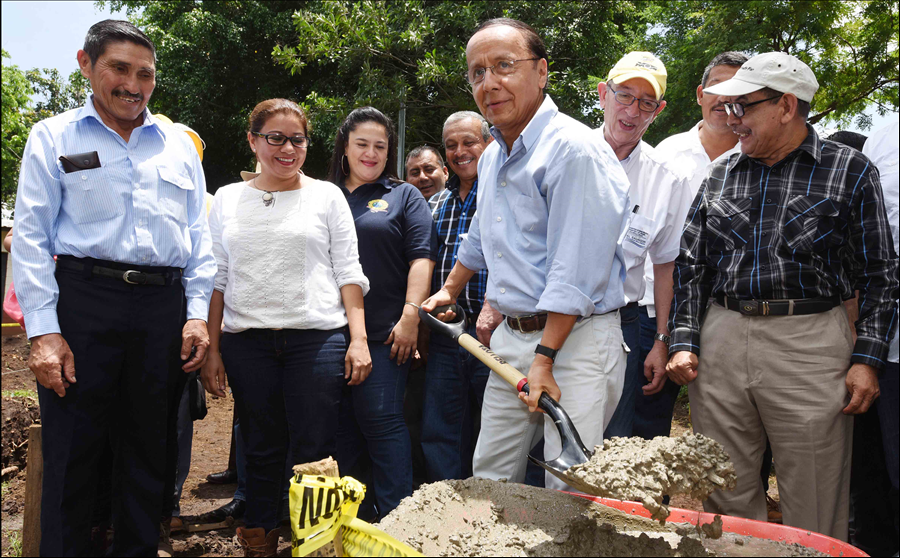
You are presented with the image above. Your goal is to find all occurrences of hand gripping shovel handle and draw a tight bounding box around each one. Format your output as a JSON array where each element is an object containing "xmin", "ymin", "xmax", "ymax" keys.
[{"xmin": 419, "ymin": 305, "xmax": 575, "ymax": 419}]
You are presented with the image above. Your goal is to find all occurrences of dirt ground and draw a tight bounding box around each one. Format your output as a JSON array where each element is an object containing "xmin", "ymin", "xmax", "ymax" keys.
[{"xmin": 0, "ymin": 332, "xmax": 781, "ymax": 557}]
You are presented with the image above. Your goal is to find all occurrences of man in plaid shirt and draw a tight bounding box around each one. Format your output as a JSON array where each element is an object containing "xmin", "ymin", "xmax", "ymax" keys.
[
  {"xmin": 421, "ymin": 111, "xmax": 502, "ymax": 481},
  {"xmin": 666, "ymin": 52, "xmax": 898, "ymax": 540}
]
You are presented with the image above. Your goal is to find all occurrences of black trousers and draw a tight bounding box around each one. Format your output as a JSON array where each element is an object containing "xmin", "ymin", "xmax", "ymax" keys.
[{"xmin": 38, "ymin": 262, "xmax": 186, "ymax": 557}]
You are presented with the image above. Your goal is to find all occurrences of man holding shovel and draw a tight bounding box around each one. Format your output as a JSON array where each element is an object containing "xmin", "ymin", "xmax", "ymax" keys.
[{"xmin": 422, "ymin": 18, "xmax": 631, "ymax": 490}]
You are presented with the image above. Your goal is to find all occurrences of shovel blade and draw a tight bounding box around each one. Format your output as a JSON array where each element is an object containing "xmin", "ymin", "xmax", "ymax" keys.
[{"xmin": 527, "ymin": 392, "xmax": 594, "ymax": 484}]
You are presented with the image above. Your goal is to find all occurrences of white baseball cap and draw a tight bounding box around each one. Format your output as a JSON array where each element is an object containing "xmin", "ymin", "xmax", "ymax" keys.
[{"xmin": 702, "ymin": 52, "xmax": 819, "ymax": 102}]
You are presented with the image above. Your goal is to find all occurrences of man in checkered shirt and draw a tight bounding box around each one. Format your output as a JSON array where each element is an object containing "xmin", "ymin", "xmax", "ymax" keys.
[{"xmin": 666, "ymin": 52, "xmax": 899, "ymax": 541}]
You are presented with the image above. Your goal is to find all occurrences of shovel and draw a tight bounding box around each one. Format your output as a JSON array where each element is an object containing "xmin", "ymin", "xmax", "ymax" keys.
[{"xmin": 418, "ymin": 304, "xmax": 594, "ymax": 488}]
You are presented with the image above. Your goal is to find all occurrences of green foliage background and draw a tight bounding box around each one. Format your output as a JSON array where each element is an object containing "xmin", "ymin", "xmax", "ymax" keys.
[{"xmin": 3, "ymin": 0, "xmax": 898, "ymax": 203}]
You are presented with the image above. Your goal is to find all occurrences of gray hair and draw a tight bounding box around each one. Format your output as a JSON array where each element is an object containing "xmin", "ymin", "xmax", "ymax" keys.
[
  {"xmin": 701, "ymin": 51, "xmax": 749, "ymax": 88},
  {"xmin": 442, "ymin": 111, "xmax": 491, "ymax": 145}
]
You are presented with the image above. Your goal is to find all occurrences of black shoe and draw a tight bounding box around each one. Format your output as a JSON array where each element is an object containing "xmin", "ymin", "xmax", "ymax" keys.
[
  {"xmin": 191, "ymin": 499, "xmax": 246, "ymax": 525},
  {"xmin": 205, "ymin": 469, "xmax": 238, "ymax": 485}
]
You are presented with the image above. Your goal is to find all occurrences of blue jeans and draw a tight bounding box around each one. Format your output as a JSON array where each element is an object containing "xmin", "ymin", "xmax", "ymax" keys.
[
  {"xmin": 222, "ymin": 327, "xmax": 348, "ymax": 531},
  {"xmin": 604, "ymin": 303, "xmax": 640, "ymax": 438},
  {"xmin": 337, "ymin": 342, "xmax": 412, "ymax": 520},
  {"xmin": 421, "ymin": 324, "xmax": 491, "ymax": 482},
  {"xmin": 633, "ymin": 306, "xmax": 682, "ymax": 439}
]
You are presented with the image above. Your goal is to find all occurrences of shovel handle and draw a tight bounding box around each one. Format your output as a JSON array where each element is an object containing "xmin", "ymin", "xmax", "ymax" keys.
[{"xmin": 458, "ymin": 333, "xmax": 529, "ymax": 392}]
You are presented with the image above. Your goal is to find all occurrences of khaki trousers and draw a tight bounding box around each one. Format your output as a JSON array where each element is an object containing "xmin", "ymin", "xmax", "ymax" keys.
[
  {"xmin": 473, "ymin": 312, "xmax": 627, "ymax": 490},
  {"xmin": 690, "ymin": 303, "xmax": 853, "ymax": 540}
]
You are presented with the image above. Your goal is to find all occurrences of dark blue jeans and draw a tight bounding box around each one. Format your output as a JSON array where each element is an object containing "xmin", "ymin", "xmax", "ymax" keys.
[
  {"xmin": 337, "ymin": 342, "xmax": 412, "ymax": 520},
  {"xmin": 604, "ymin": 302, "xmax": 641, "ymax": 438},
  {"xmin": 633, "ymin": 306, "xmax": 682, "ymax": 439},
  {"xmin": 222, "ymin": 327, "xmax": 348, "ymax": 531},
  {"xmin": 421, "ymin": 324, "xmax": 491, "ymax": 482}
]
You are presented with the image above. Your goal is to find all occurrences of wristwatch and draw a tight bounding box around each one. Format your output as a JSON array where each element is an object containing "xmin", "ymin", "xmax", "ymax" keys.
[
  {"xmin": 534, "ymin": 344, "xmax": 560, "ymax": 362},
  {"xmin": 654, "ymin": 333, "xmax": 671, "ymax": 346}
]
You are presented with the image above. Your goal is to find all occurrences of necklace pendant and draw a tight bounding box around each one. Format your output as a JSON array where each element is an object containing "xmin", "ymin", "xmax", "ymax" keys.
[{"xmin": 262, "ymin": 192, "xmax": 274, "ymax": 207}]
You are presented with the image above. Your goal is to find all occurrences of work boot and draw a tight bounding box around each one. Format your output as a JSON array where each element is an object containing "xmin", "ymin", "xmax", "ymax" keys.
[
  {"xmin": 236, "ymin": 526, "xmax": 279, "ymax": 557},
  {"xmin": 158, "ymin": 518, "xmax": 174, "ymax": 557},
  {"xmin": 206, "ymin": 468, "xmax": 238, "ymax": 484}
]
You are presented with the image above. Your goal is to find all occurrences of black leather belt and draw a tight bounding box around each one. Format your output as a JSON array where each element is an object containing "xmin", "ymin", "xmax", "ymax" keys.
[
  {"xmin": 505, "ymin": 313, "xmax": 548, "ymax": 333},
  {"xmin": 715, "ymin": 295, "xmax": 841, "ymax": 317},
  {"xmin": 56, "ymin": 256, "xmax": 182, "ymax": 286}
]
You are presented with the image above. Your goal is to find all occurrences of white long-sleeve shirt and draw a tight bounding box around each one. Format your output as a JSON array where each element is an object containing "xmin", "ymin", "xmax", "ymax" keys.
[{"xmin": 209, "ymin": 178, "xmax": 369, "ymax": 333}]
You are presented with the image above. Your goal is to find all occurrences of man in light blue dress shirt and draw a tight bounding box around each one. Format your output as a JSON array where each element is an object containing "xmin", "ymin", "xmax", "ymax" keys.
[
  {"xmin": 423, "ymin": 18, "xmax": 630, "ymax": 490},
  {"xmin": 11, "ymin": 20, "xmax": 215, "ymax": 556}
]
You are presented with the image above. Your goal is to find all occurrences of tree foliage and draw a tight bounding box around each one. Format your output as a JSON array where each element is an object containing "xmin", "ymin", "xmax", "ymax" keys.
[
  {"xmin": 273, "ymin": 0, "xmax": 646, "ymax": 174},
  {"xmin": 641, "ymin": 0, "xmax": 899, "ymax": 145},
  {"xmin": 2, "ymin": 50, "xmax": 33, "ymax": 211}
]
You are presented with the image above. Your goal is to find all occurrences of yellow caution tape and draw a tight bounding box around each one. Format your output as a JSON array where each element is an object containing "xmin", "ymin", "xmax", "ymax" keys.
[{"xmin": 290, "ymin": 474, "xmax": 422, "ymax": 557}]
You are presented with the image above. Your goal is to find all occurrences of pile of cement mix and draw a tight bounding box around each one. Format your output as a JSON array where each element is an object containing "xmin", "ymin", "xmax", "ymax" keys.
[
  {"xmin": 564, "ymin": 434, "xmax": 737, "ymax": 522},
  {"xmin": 379, "ymin": 478, "xmax": 826, "ymax": 557}
]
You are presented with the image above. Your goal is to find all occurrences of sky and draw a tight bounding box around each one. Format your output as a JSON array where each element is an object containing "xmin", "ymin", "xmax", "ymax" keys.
[{"xmin": 2, "ymin": 0, "xmax": 897, "ymax": 136}]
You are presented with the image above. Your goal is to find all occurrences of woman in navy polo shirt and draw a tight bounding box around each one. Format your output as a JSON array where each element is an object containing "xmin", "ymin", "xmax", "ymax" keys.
[{"xmin": 328, "ymin": 107, "xmax": 436, "ymax": 519}]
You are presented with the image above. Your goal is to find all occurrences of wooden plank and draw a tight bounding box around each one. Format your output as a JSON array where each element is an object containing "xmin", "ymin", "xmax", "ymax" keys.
[
  {"xmin": 293, "ymin": 457, "xmax": 343, "ymax": 557},
  {"xmin": 22, "ymin": 424, "xmax": 42, "ymax": 557}
]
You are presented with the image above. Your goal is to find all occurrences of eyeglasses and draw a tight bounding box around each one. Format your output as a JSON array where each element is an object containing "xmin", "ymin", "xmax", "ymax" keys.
[
  {"xmin": 465, "ymin": 58, "xmax": 540, "ymax": 85},
  {"xmin": 607, "ymin": 85, "xmax": 661, "ymax": 113},
  {"xmin": 723, "ymin": 94, "xmax": 783, "ymax": 118},
  {"xmin": 251, "ymin": 132, "xmax": 311, "ymax": 148}
]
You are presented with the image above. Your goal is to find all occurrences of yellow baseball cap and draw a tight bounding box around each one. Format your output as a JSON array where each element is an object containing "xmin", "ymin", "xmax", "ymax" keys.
[{"xmin": 606, "ymin": 51, "xmax": 668, "ymax": 100}]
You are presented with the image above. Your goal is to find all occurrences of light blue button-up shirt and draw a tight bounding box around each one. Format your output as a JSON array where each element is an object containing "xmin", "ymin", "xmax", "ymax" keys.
[
  {"xmin": 12, "ymin": 96, "xmax": 216, "ymax": 337},
  {"xmin": 457, "ymin": 96, "xmax": 631, "ymax": 317}
]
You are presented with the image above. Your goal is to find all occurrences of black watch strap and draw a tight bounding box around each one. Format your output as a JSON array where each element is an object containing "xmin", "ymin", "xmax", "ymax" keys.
[{"xmin": 534, "ymin": 344, "xmax": 559, "ymax": 362}]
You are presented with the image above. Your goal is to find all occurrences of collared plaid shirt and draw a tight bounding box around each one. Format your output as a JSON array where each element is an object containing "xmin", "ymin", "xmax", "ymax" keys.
[
  {"xmin": 670, "ymin": 126, "xmax": 899, "ymax": 369},
  {"xmin": 430, "ymin": 175, "xmax": 488, "ymax": 319}
]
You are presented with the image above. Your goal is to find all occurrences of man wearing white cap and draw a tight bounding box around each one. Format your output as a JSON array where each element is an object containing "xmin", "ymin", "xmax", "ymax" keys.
[
  {"xmin": 594, "ymin": 52, "xmax": 694, "ymax": 440},
  {"xmin": 666, "ymin": 52, "xmax": 899, "ymax": 540}
]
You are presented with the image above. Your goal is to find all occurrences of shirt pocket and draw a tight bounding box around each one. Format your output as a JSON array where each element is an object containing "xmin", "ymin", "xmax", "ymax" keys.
[
  {"xmin": 783, "ymin": 195, "xmax": 842, "ymax": 253},
  {"xmin": 157, "ymin": 166, "xmax": 195, "ymax": 225},
  {"xmin": 59, "ymin": 166, "xmax": 123, "ymax": 224},
  {"xmin": 512, "ymin": 194, "xmax": 548, "ymax": 237},
  {"xmin": 618, "ymin": 213, "xmax": 656, "ymax": 269},
  {"xmin": 706, "ymin": 197, "xmax": 753, "ymax": 252}
]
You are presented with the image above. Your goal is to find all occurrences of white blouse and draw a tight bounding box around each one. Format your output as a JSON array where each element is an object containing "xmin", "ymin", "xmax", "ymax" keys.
[{"xmin": 209, "ymin": 177, "xmax": 369, "ymax": 333}]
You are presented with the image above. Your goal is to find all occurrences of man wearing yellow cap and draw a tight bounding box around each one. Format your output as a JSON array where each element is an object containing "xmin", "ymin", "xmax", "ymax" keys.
[{"xmin": 596, "ymin": 53, "xmax": 693, "ymax": 441}]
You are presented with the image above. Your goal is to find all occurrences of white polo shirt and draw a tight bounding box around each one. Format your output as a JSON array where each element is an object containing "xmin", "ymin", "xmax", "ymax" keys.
[
  {"xmin": 862, "ymin": 119, "xmax": 899, "ymax": 364},
  {"xmin": 655, "ymin": 120, "xmax": 742, "ymax": 197},
  {"xmin": 597, "ymin": 128, "xmax": 693, "ymax": 312}
]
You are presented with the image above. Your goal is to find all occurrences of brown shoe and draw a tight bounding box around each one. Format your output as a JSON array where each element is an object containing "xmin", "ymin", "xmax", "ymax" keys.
[
  {"xmin": 158, "ymin": 518, "xmax": 174, "ymax": 557},
  {"xmin": 766, "ymin": 495, "xmax": 783, "ymax": 524},
  {"xmin": 236, "ymin": 526, "xmax": 279, "ymax": 557}
]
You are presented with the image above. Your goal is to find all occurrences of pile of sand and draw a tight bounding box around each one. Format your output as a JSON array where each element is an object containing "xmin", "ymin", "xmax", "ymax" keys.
[{"xmin": 564, "ymin": 434, "xmax": 737, "ymax": 522}]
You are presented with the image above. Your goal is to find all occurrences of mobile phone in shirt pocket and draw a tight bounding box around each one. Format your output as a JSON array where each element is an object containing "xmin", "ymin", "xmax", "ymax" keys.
[
  {"xmin": 157, "ymin": 166, "xmax": 195, "ymax": 225},
  {"xmin": 707, "ymin": 197, "xmax": 753, "ymax": 252},
  {"xmin": 783, "ymin": 195, "xmax": 843, "ymax": 252},
  {"xmin": 59, "ymin": 162, "xmax": 123, "ymax": 224}
]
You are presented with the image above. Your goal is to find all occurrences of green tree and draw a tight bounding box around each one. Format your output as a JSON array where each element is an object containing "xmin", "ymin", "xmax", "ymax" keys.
[
  {"xmin": 26, "ymin": 68, "xmax": 90, "ymax": 125},
  {"xmin": 641, "ymin": 0, "xmax": 899, "ymax": 145},
  {"xmin": 274, "ymin": 0, "xmax": 646, "ymax": 174},
  {"xmin": 103, "ymin": 0, "xmax": 319, "ymax": 185},
  {"xmin": 1, "ymin": 50, "xmax": 33, "ymax": 212},
  {"xmin": 104, "ymin": 0, "xmax": 645, "ymax": 183}
]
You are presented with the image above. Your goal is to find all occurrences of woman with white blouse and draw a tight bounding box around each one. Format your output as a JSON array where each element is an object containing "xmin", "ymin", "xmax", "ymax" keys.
[{"xmin": 201, "ymin": 99, "xmax": 371, "ymax": 555}]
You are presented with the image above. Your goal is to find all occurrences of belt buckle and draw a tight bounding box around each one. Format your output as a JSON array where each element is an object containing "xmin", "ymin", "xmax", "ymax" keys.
[
  {"xmin": 515, "ymin": 316, "xmax": 525, "ymax": 331},
  {"xmin": 739, "ymin": 300, "xmax": 759, "ymax": 316},
  {"xmin": 123, "ymin": 270, "xmax": 143, "ymax": 284}
]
